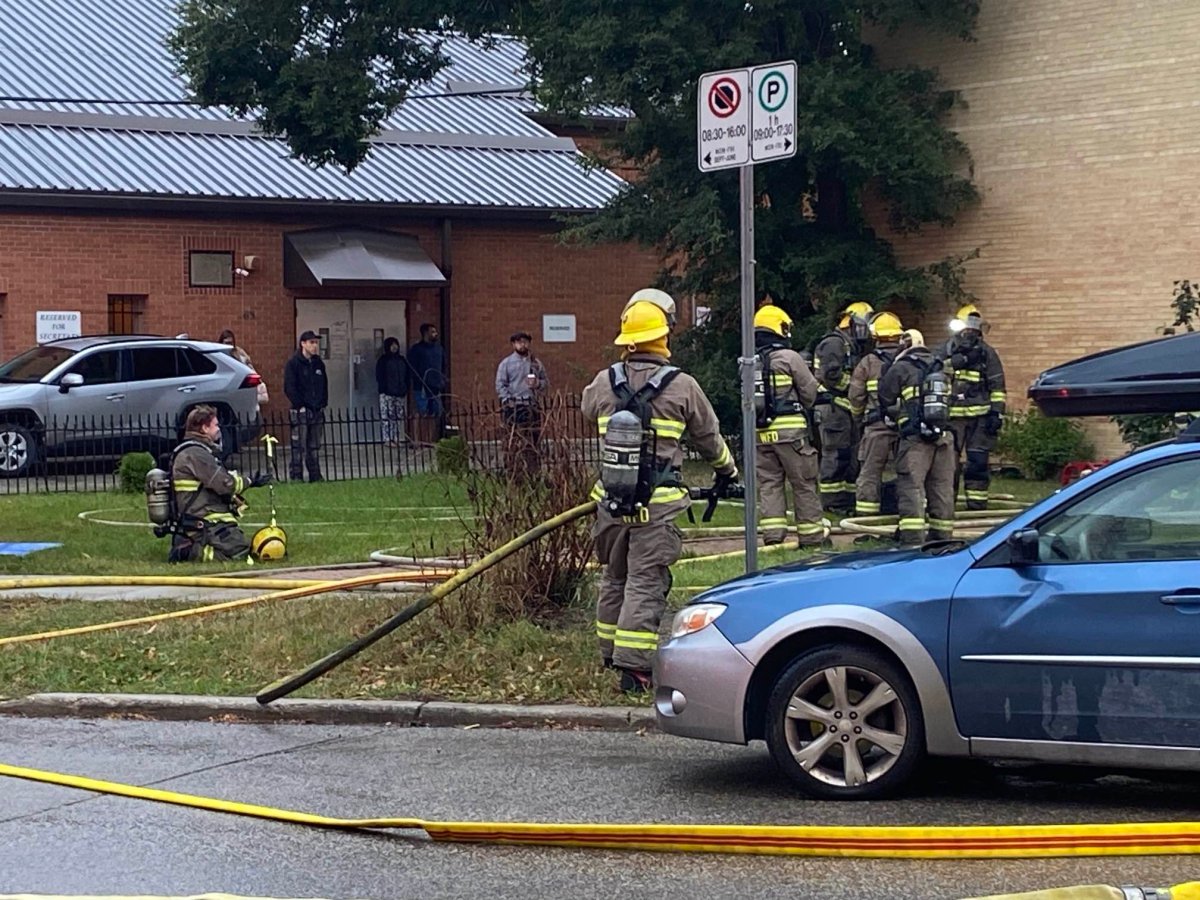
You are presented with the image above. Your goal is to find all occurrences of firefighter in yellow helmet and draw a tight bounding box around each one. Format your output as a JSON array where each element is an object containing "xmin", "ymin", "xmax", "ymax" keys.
[
  {"xmin": 582, "ymin": 295, "xmax": 737, "ymax": 693},
  {"xmin": 939, "ymin": 304, "xmax": 1007, "ymax": 509},
  {"xmin": 752, "ymin": 304, "xmax": 824, "ymax": 546},
  {"xmin": 813, "ymin": 301, "xmax": 874, "ymax": 513},
  {"xmin": 848, "ymin": 311, "xmax": 904, "ymax": 517}
]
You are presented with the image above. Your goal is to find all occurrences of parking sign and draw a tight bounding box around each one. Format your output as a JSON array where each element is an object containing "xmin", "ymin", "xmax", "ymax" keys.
[{"xmin": 751, "ymin": 62, "xmax": 797, "ymax": 162}]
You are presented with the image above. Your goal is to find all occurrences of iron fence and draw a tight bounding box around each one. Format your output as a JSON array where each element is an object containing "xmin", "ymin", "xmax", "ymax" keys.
[{"xmin": 0, "ymin": 393, "xmax": 610, "ymax": 494}]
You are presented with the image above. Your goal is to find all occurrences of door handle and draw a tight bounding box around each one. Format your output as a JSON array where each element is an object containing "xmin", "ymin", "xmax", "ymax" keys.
[
  {"xmin": 105, "ymin": 393, "xmax": 125, "ymax": 401},
  {"xmin": 177, "ymin": 385, "xmax": 196, "ymax": 393},
  {"xmin": 1161, "ymin": 593, "xmax": 1200, "ymax": 606}
]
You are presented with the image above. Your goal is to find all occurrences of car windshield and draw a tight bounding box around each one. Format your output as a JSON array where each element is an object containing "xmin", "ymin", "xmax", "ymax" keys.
[{"xmin": 0, "ymin": 346, "xmax": 77, "ymax": 382}]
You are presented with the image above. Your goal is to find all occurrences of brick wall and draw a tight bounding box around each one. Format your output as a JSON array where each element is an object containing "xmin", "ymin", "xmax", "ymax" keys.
[
  {"xmin": 866, "ymin": 0, "xmax": 1200, "ymax": 454},
  {"xmin": 0, "ymin": 211, "xmax": 661, "ymax": 412}
]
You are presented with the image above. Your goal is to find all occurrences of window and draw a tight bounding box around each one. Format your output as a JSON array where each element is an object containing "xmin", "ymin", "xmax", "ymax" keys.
[
  {"xmin": 129, "ymin": 348, "xmax": 180, "ymax": 381},
  {"xmin": 107, "ymin": 294, "xmax": 145, "ymax": 334},
  {"xmin": 1036, "ymin": 457, "xmax": 1200, "ymax": 563},
  {"xmin": 67, "ymin": 350, "xmax": 121, "ymax": 385},
  {"xmin": 189, "ymin": 251, "xmax": 234, "ymax": 287},
  {"xmin": 181, "ymin": 348, "xmax": 217, "ymax": 375}
]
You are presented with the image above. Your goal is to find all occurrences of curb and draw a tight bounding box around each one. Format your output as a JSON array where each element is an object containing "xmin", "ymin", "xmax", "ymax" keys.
[{"xmin": 0, "ymin": 692, "xmax": 658, "ymax": 732}]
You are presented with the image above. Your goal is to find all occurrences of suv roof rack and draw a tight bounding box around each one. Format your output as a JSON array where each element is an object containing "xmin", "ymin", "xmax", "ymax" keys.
[{"xmin": 41, "ymin": 333, "xmax": 170, "ymax": 345}]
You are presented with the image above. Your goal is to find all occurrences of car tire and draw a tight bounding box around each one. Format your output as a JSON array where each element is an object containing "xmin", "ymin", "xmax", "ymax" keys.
[
  {"xmin": 0, "ymin": 422, "xmax": 38, "ymax": 478},
  {"xmin": 765, "ymin": 644, "xmax": 925, "ymax": 800}
]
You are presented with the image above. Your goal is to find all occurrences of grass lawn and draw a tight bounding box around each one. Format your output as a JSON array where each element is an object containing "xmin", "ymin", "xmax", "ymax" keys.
[{"xmin": 0, "ymin": 473, "xmax": 1059, "ymax": 706}]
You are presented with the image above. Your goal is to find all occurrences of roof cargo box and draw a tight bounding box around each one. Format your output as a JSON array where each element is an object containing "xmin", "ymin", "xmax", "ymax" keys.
[{"xmin": 1028, "ymin": 331, "xmax": 1200, "ymax": 417}]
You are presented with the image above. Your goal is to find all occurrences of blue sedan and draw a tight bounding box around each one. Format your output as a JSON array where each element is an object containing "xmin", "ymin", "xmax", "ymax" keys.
[{"xmin": 655, "ymin": 435, "xmax": 1200, "ymax": 799}]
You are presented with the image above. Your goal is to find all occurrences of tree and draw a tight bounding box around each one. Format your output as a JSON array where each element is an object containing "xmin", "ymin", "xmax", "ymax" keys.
[{"xmin": 170, "ymin": 0, "xmax": 981, "ymax": 426}]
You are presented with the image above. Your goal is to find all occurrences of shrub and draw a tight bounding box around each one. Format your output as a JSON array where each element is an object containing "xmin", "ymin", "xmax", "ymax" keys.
[
  {"xmin": 995, "ymin": 409, "xmax": 1094, "ymax": 481},
  {"xmin": 116, "ymin": 451, "xmax": 156, "ymax": 493},
  {"xmin": 435, "ymin": 435, "xmax": 469, "ymax": 477},
  {"xmin": 1111, "ymin": 414, "xmax": 1174, "ymax": 449}
]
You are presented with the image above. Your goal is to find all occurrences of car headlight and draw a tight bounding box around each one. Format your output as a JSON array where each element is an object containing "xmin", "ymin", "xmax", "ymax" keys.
[{"xmin": 670, "ymin": 603, "xmax": 726, "ymax": 639}]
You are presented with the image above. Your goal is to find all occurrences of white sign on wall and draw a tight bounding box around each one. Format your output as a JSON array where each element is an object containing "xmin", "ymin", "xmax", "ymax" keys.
[
  {"xmin": 36, "ymin": 310, "xmax": 81, "ymax": 344},
  {"xmin": 542, "ymin": 314, "xmax": 577, "ymax": 343}
]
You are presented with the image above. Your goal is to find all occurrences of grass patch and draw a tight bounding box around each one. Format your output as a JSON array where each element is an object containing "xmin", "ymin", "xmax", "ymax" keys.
[{"xmin": 0, "ymin": 475, "xmax": 471, "ymax": 575}]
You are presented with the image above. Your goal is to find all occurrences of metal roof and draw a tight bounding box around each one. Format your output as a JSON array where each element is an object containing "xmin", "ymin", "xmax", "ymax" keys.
[{"xmin": 0, "ymin": 0, "xmax": 628, "ymax": 211}]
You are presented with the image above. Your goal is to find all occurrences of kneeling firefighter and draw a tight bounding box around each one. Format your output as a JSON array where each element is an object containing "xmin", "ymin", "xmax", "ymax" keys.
[
  {"xmin": 147, "ymin": 405, "xmax": 272, "ymax": 562},
  {"xmin": 582, "ymin": 296, "xmax": 738, "ymax": 693},
  {"xmin": 752, "ymin": 304, "xmax": 825, "ymax": 546}
]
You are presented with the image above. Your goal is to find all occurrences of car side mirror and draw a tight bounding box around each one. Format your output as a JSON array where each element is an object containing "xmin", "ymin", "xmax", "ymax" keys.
[
  {"xmin": 1006, "ymin": 528, "xmax": 1040, "ymax": 565},
  {"xmin": 59, "ymin": 373, "xmax": 84, "ymax": 393}
]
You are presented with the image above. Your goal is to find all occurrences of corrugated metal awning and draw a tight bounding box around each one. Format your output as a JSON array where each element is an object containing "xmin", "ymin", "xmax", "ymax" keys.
[{"xmin": 284, "ymin": 228, "xmax": 447, "ymax": 289}]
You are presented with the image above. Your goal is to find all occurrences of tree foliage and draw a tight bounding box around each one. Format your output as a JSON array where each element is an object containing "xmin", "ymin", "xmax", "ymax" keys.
[{"xmin": 170, "ymin": 1, "xmax": 982, "ymax": 424}]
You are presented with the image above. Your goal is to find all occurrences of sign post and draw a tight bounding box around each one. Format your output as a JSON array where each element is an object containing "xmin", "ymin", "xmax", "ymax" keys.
[{"xmin": 698, "ymin": 60, "xmax": 797, "ymax": 573}]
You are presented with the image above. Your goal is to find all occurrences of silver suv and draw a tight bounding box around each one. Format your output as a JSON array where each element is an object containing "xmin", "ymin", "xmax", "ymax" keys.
[{"xmin": 0, "ymin": 335, "xmax": 262, "ymax": 477}]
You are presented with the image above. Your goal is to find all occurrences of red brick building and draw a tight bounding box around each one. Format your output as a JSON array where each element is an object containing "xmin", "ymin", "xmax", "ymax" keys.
[{"xmin": 0, "ymin": 0, "xmax": 659, "ymax": 415}]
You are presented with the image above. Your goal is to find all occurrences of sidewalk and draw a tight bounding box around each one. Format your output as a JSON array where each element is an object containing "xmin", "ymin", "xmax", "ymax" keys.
[{"xmin": 0, "ymin": 692, "xmax": 657, "ymax": 731}]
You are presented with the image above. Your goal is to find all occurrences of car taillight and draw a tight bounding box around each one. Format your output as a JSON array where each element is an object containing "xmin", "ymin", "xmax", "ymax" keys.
[{"xmin": 240, "ymin": 373, "xmax": 262, "ymax": 389}]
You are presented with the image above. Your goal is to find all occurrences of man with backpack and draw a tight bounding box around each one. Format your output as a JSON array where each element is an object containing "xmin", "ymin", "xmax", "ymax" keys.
[
  {"xmin": 848, "ymin": 312, "xmax": 905, "ymax": 516},
  {"xmin": 813, "ymin": 301, "xmax": 875, "ymax": 514},
  {"xmin": 752, "ymin": 304, "xmax": 824, "ymax": 546},
  {"xmin": 939, "ymin": 304, "xmax": 1007, "ymax": 510},
  {"xmin": 582, "ymin": 295, "xmax": 738, "ymax": 694},
  {"xmin": 877, "ymin": 334, "xmax": 956, "ymax": 545}
]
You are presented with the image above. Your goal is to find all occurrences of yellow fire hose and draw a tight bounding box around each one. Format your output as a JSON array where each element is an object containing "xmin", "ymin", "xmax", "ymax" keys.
[
  {"xmin": 4, "ymin": 761, "xmax": 1200, "ymax": 866},
  {"xmin": 968, "ymin": 887, "xmax": 1200, "ymax": 900},
  {"xmin": 0, "ymin": 576, "xmax": 332, "ymax": 591},
  {"xmin": 0, "ymin": 569, "xmax": 455, "ymax": 647}
]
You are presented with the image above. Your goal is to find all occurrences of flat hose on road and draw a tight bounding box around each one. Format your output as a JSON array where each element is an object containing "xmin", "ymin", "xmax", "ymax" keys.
[
  {"xmin": 5, "ymin": 761, "xmax": 1200, "ymax": 868},
  {"xmin": 255, "ymin": 501, "xmax": 598, "ymax": 704}
]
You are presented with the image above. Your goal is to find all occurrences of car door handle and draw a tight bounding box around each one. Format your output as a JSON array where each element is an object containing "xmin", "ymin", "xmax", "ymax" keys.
[
  {"xmin": 177, "ymin": 385, "xmax": 197, "ymax": 393},
  {"xmin": 105, "ymin": 393, "xmax": 125, "ymax": 401},
  {"xmin": 1161, "ymin": 593, "xmax": 1200, "ymax": 606}
]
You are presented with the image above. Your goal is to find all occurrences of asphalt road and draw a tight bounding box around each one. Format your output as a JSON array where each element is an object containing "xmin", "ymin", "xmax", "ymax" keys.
[{"xmin": 1, "ymin": 717, "xmax": 1197, "ymax": 899}]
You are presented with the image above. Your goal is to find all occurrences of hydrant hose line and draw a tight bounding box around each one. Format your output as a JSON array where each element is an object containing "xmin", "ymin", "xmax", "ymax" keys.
[
  {"xmin": 5, "ymin": 762, "xmax": 1200, "ymax": 866},
  {"xmin": 255, "ymin": 501, "xmax": 599, "ymax": 704}
]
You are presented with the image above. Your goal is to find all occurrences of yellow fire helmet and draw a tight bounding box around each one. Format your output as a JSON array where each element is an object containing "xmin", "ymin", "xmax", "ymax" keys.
[
  {"xmin": 753, "ymin": 304, "xmax": 793, "ymax": 338},
  {"xmin": 623, "ymin": 288, "xmax": 677, "ymax": 329},
  {"xmin": 869, "ymin": 311, "xmax": 904, "ymax": 339},
  {"xmin": 838, "ymin": 301, "xmax": 875, "ymax": 329},
  {"xmin": 903, "ymin": 328, "xmax": 925, "ymax": 348},
  {"xmin": 949, "ymin": 303, "xmax": 983, "ymax": 334},
  {"xmin": 251, "ymin": 524, "xmax": 287, "ymax": 562},
  {"xmin": 615, "ymin": 300, "xmax": 670, "ymax": 346}
]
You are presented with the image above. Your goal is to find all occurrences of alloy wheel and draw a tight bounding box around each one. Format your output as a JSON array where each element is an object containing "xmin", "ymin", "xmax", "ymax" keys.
[{"xmin": 0, "ymin": 428, "xmax": 28, "ymax": 474}]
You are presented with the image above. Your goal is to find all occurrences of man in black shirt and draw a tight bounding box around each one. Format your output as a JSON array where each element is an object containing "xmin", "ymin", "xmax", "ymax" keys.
[{"xmin": 283, "ymin": 331, "xmax": 328, "ymax": 482}]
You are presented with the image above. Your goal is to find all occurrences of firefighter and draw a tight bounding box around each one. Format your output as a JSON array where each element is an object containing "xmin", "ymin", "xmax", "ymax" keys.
[
  {"xmin": 752, "ymin": 304, "xmax": 824, "ymax": 546},
  {"xmin": 169, "ymin": 405, "xmax": 271, "ymax": 562},
  {"xmin": 940, "ymin": 304, "xmax": 1007, "ymax": 509},
  {"xmin": 877, "ymin": 337, "xmax": 956, "ymax": 545},
  {"xmin": 813, "ymin": 301, "xmax": 874, "ymax": 513},
  {"xmin": 849, "ymin": 311, "xmax": 904, "ymax": 517},
  {"xmin": 582, "ymin": 297, "xmax": 737, "ymax": 693}
]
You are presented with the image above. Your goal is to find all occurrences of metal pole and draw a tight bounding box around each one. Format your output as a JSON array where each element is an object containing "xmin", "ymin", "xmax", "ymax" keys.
[{"xmin": 738, "ymin": 163, "xmax": 758, "ymax": 573}]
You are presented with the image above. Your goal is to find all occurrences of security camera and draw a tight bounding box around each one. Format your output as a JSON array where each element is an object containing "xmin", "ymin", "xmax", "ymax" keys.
[{"xmin": 234, "ymin": 267, "xmax": 251, "ymax": 277}]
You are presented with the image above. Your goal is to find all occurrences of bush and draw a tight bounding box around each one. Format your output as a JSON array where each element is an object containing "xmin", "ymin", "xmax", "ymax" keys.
[
  {"xmin": 116, "ymin": 451, "xmax": 156, "ymax": 493},
  {"xmin": 435, "ymin": 435, "xmax": 469, "ymax": 477},
  {"xmin": 995, "ymin": 409, "xmax": 1094, "ymax": 481},
  {"xmin": 1111, "ymin": 414, "xmax": 1174, "ymax": 448}
]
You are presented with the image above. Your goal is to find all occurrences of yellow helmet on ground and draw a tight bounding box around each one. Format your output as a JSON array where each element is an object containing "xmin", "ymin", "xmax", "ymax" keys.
[
  {"xmin": 949, "ymin": 303, "xmax": 984, "ymax": 334},
  {"xmin": 838, "ymin": 301, "xmax": 875, "ymax": 329},
  {"xmin": 251, "ymin": 525, "xmax": 287, "ymax": 561},
  {"xmin": 753, "ymin": 304, "xmax": 793, "ymax": 337},
  {"xmin": 869, "ymin": 311, "xmax": 904, "ymax": 339},
  {"xmin": 624, "ymin": 288, "xmax": 677, "ymax": 329},
  {"xmin": 615, "ymin": 300, "xmax": 670, "ymax": 346}
]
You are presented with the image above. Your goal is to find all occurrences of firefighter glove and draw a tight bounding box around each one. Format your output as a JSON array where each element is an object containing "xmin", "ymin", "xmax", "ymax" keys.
[
  {"xmin": 249, "ymin": 470, "xmax": 273, "ymax": 488},
  {"xmin": 984, "ymin": 412, "xmax": 1003, "ymax": 436},
  {"xmin": 950, "ymin": 352, "xmax": 971, "ymax": 370}
]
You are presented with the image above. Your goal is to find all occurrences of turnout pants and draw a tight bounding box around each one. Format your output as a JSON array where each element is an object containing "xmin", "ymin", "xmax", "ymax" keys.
[
  {"xmin": 169, "ymin": 521, "xmax": 251, "ymax": 563},
  {"xmin": 895, "ymin": 432, "xmax": 956, "ymax": 545},
  {"xmin": 855, "ymin": 424, "xmax": 897, "ymax": 516},
  {"xmin": 288, "ymin": 408, "xmax": 324, "ymax": 481},
  {"xmin": 951, "ymin": 418, "xmax": 996, "ymax": 510},
  {"xmin": 756, "ymin": 439, "xmax": 824, "ymax": 545},
  {"xmin": 817, "ymin": 405, "xmax": 859, "ymax": 512},
  {"xmin": 592, "ymin": 510, "xmax": 684, "ymax": 673}
]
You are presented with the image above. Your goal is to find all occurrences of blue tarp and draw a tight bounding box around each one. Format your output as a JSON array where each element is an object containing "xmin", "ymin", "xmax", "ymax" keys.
[{"xmin": 0, "ymin": 542, "xmax": 62, "ymax": 556}]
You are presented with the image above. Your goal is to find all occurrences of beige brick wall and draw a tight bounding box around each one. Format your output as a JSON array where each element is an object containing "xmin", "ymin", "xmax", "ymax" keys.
[{"xmin": 867, "ymin": 0, "xmax": 1200, "ymax": 454}]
